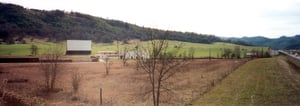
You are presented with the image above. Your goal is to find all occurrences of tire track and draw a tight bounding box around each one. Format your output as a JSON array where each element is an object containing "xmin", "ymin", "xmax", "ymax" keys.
[{"xmin": 277, "ymin": 59, "xmax": 300, "ymax": 91}]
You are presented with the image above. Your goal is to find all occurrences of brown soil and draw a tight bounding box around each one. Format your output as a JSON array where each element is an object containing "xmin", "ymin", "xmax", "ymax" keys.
[{"xmin": 0, "ymin": 59, "xmax": 246, "ymax": 106}]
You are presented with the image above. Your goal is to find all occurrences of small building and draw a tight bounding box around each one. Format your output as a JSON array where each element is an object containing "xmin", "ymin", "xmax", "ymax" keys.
[
  {"xmin": 269, "ymin": 50, "xmax": 279, "ymax": 56},
  {"xmin": 66, "ymin": 40, "xmax": 91, "ymax": 55},
  {"xmin": 121, "ymin": 50, "xmax": 149, "ymax": 59},
  {"xmin": 245, "ymin": 52, "xmax": 257, "ymax": 58},
  {"xmin": 96, "ymin": 51, "xmax": 119, "ymax": 59}
]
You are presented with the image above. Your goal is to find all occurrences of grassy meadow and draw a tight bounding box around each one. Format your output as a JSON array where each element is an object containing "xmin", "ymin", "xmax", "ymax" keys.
[
  {"xmin": 192, "ymin": 56, "xmax": 300, "ymax": 105},
  {"xmin": 0, "ymin": 39, "xmax": 267, "ymax": 57},
  {"xmin": 0, "ymin": 39, "xmax": 63, "ymax": 56}
]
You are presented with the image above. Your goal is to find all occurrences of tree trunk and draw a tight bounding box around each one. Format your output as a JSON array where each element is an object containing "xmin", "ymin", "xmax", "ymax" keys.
[
  {"xmin": 50, "ymin": 63, "xmax": 57, "ymax": 90},
  {"xmin": 50, "ymin": 72, "xmax": 56, "ymax": 90},
  {"xmin": 156, "ymin": 79, "xmax": 161, "ymax": 106},
  {"xmin": 151, "ymin": 73, "xmax": 156, "ymax": 106}
]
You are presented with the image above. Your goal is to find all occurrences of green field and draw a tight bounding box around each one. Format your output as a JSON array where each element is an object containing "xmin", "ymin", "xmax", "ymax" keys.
[
  {"xmin": 0, "ymin": 39, "xmax": 61, "ymax": 56},
  {"xmin": 192, "ymin": 56, "xmax": 300, "ymax": 105},
  {"xmin": 0, "ymin": 40, "xmax": 267, "ymax": 57}
]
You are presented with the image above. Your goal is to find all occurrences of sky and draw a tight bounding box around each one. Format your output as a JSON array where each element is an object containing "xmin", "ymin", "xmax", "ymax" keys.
[{"xmin": 1, "ymin": 0, "xmax": 300, "ymax": 38}]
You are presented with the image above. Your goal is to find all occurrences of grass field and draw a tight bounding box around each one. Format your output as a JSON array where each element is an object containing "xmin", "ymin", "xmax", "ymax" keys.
[
  {"xmin": 192, "ymin": 56, "xmax": 300, "ymax": 105},
  {"xmin": 93, "ymin": 41, "xmax": 268, "ymax": 58},
  {"xmin": 0, "ymin": 39, "xmax": 267, "ymax": 57},
  {"xmin": 0, "ymin": 39, "xmax": 62, "ymax": 56}
]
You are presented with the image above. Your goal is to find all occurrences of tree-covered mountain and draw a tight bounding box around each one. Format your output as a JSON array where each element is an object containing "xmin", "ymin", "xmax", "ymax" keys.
[
  {"xmin": 0, "ymin": 3, "xmax": 222, "ymax": 44},
  {"xmin": 229, "ymin": 35, "xmax": 300, "ymax": 50}
]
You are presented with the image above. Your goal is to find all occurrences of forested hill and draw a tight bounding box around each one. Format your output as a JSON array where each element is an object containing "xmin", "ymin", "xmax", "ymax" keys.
[{"xmin": 0, "ymin": 3, "xmax": 222, "ymax": 43}]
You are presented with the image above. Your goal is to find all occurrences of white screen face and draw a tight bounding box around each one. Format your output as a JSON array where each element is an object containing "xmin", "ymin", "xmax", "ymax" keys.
[{"xmin": 67, "ymin": 40, "xmax": 91, "ymax": 51}]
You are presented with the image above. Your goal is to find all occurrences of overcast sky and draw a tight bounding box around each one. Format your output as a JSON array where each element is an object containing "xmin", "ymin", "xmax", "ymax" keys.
[{"xmin": 1, "ymin": 0, "xmax": 300, "ymax": 38}]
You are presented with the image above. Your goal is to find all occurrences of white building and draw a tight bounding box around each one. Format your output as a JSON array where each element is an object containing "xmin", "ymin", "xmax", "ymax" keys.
[
  {"xmin": 121, "ymin": 50, "xmax": 150, "ymax": 59},
  {"xmin": 269, "ymin": 50, "xmax": 279, "ymax": 56},
  {"xmin": 96, "ymin": 51, "xmax": 119, "ymax": 59},
  {"xmin": 66, "ymin": 40, "xmax": 92, "ymax": 55}
]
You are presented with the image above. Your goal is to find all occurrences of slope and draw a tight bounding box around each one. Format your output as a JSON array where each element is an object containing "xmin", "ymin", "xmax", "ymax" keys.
[{"xmin": 192, "ymin": 56, "xmax": 300, "ymax": 105}]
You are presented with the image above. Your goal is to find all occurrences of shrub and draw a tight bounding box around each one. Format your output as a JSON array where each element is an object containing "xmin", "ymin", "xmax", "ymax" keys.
[{"xmin": 71, "ymin": 68, "xmax": 82, "ymax": 93}]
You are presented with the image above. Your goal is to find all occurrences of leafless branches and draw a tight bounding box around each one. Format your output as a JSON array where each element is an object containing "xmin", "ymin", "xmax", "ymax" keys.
[
  {"xmin": 39, "ymin": 45, "xmax": 64, "ymax": 92},
  {"xmin": 0, "ymin": 79, "xmax": 8, "ymax": 105},
  {"xmin": 104, "ymin": 57, "xmax": 112, "ymax": 75},
  {"xmin": 122, "ymin": 46, "xmax": 129, "ymax": 66},
  {"xmin": 136, "ymin": 30, "xmax": 193, "ymax": 106},
  {"xmin": 71, "ymin": 67, "xmax": 82, "ymax": 93},
  {"xmin": 31, "ymin": 44, "xmax": 38, "ymax": 56}
]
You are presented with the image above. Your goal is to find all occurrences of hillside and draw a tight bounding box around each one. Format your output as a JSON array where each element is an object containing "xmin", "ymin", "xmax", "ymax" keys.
[
  {"xmin": 0, "ymin": 3, "xmax": 221, "ymax": 44},
  {"xmin": 193, "ymin": 56, "xmax": 300, "ymax": 105},
  {"xmin": 229, "ymin": 35, "xmax": 300, "ymax": 50}
]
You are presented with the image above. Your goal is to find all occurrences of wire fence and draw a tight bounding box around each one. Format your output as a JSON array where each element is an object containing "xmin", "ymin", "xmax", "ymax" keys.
[{"xmin": 279, "ymin": 50, "xmax": 300, "ymax": 67}]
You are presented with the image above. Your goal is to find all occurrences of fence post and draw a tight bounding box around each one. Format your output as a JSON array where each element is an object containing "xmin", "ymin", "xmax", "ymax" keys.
[
  {"xmin": 100, "ymin": 88, "xmax": 102, "ymax": 105},
  {"xmin": 99, "ymin": 83, "xmax": 103, "ymax": 106}
]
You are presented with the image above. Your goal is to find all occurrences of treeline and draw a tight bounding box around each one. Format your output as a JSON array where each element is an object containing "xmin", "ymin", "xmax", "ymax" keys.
[
  {"xmin": 0, "ymin": 3, "xmax": 226, "ymax": 44},
  {"xmin": 219, "ymin": 47, "xmax": 270, "ymax": 59}
]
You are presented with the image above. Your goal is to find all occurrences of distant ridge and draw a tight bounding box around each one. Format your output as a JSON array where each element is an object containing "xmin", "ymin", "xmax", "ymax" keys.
[{"xmin": 228, "ymin": 35, "xmax": 300, "ymax": 50}]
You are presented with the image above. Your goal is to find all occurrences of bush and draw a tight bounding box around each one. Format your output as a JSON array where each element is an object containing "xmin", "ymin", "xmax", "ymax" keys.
[{"xmin": 71, "ymin": 68, "xmax": 82, "ymax": 93}]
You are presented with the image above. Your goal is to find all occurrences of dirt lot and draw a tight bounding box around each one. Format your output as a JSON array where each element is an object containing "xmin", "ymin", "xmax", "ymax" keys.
[{"xmin": 0, "ymin": 59, "xmax": 246, "ymax": 106}]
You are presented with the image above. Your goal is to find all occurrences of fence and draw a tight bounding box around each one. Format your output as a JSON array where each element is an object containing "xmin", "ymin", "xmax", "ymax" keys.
[
  {"xmin": 278, "ymin": 50, "xmax": 300, "ymax": 67},
  {"xmin": 0, "ymin": 57, "xmax": 39, "ymax": 63}
]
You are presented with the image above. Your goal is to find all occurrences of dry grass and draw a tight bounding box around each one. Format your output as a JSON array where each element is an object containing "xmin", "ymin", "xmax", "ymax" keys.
[
  {"xmin": 0, "ymin": 59, "xmax": 245, "ymax": 106},
  {"xmin": 193, "ymin": 56, "xmax": 300, "ymax": 106}
]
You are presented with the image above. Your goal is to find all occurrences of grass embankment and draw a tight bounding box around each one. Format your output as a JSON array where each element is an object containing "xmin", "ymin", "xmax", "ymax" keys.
[
  {"xmin": 192, "ymin": 56, "xmax": 300, "ymax": 105},
  {"xmin": 0, "ymin": 39, "xmax": 266, "ymax": 57}
]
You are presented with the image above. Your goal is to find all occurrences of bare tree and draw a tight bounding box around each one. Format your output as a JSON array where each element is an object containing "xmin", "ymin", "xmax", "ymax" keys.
[
  {"xmin": 234, "ymin": 46, "xmax": 241, "ymax": 59},
  {"xmin": 260, "ymin": 48, "xmax": 264, "ymax": 58},
  {"xmin": 136, "ymin": 30, "xmax": 192, "ymax": 106},
  {"xmin": 71, "ymin": 67, "xmax": 82, "ymax": 93},
  {"xmin": 122, "ymin": 46, "xmax": 129, "ymax": 66},
  {"xmin": 31, "ymin": 44, "xmax": 38, "ymax": 56},
  {"xmin": 104, "ymin": 57, "xmax": 112, "ymax": 75},
  {"xmin": 39, "ymin": 45, "xmax": 64, "ymax": 92},
  {"xmin": 189, "ymin": 47, "xmax": 195, "ymax": 60},
  {"xmin": 0, "ymin": 79, "xmax": 8, "ymax": 105},
  {"xmin": 114, "ymin": 40, "xmax": 121, "ymax": 55},
  {"xmin": 222, "ymin": 48, "xmax": 232, "ymax": 59},
  {"xmin": 209, "ymin": 48, "xmax": 211, "ymax": 61}
]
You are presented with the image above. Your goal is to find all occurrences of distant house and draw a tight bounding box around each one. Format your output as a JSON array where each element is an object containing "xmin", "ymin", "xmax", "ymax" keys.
[
  {"xmin": 269, "ymin": 50, "xmax": 279, "ymax": 56},
  {"xmin": 121, "ymin": 50, "xmax": 149, "ymax": 59},
  {"xmin": 66, "ymin": 40, "xmax": 91, "ymax": 55},
  {"xmin": 96, "ymin": 51, "xmax": 119, "ymax": 59},
  {"xmin": 245, "ymin": 52, "xmax": 257, "ymax": 58}
]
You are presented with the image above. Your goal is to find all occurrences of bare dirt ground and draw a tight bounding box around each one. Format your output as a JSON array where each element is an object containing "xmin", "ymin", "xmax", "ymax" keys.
[{"xmin": 0, "ymin": 59, "xmax": 246, "ymax": 106}]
